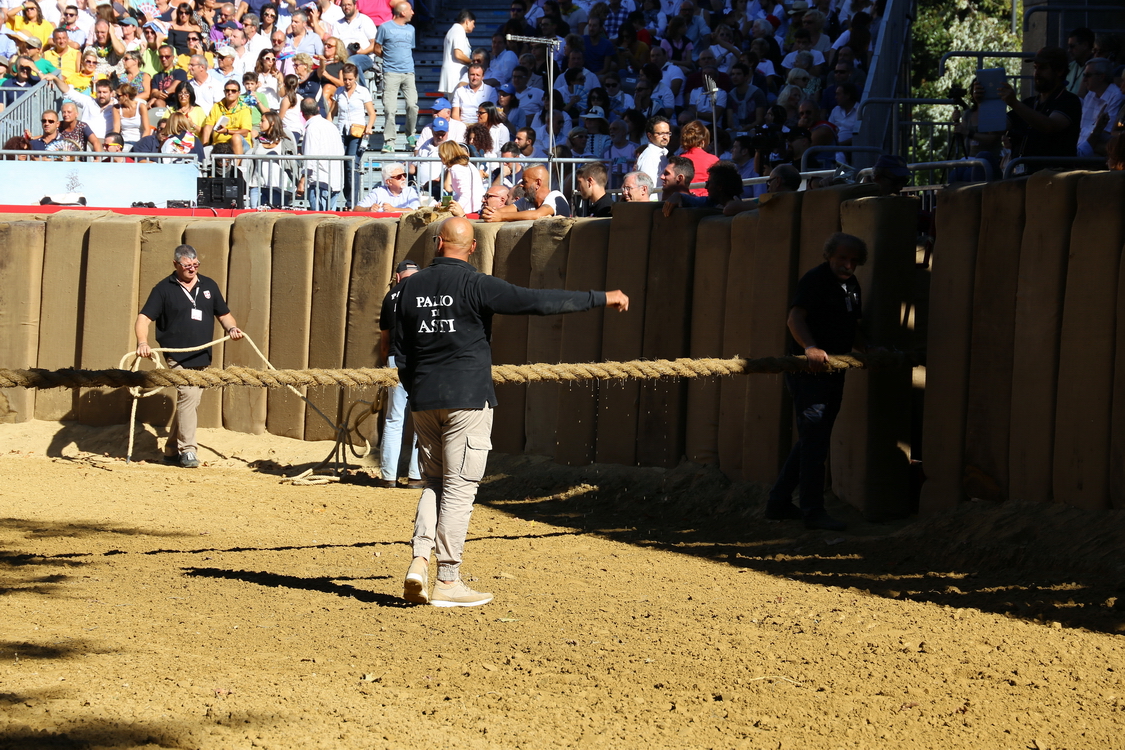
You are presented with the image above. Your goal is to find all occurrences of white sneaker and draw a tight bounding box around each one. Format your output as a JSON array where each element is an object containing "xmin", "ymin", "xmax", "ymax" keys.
[
  {"xmin": 430, "ymin": 580, "xmax": 493, "ymax": 608},
  {"xmin": 403, "ymin": 558, "xmax": 429, "ymax": 604}
]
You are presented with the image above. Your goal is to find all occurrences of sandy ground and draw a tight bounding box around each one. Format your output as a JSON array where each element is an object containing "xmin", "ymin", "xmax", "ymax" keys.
[{"xmin": 2, "ymin": 420, "xmax": 1125, "ymax": 750}]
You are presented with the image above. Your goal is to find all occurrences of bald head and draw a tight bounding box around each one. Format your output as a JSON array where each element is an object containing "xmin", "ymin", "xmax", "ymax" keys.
[
  {"xmin": 437, "ymin": 217, "xmax": 477, "ymax": 259},
  {"xmin": 520, "ymin": 165, "xmax": 550, "ymax": 204}
]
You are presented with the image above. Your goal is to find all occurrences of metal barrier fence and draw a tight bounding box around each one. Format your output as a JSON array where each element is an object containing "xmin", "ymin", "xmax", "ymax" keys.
[
  {"xmin": 0, "ymin": 81, "xmax": 64, "ymax": 148},
  {"xmin": 0, "ymin": 149, "xmax": 197, "ymax": 163}
]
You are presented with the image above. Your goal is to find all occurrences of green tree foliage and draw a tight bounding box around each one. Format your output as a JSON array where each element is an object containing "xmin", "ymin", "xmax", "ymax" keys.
[{"xmin": 910, "ymin": 0, "xmax": 1022, "ymax": 161}]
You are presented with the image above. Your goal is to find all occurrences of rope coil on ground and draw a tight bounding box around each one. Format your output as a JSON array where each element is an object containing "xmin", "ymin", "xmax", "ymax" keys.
[{"xmin": 0, "ymin": 352, "xmax": 907, "ymax": 391}]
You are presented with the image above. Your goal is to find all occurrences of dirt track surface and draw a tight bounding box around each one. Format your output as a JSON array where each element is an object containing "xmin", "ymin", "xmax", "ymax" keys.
[{"xmin": 2, "ymin": 422, "xmax": 1125, "ymax": 749}]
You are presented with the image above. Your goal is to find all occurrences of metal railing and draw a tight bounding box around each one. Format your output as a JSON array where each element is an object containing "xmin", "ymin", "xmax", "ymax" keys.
[
  {"xmin": 853, "ymin": 0, "xmax": 913, "ymax": 167},
  {"xmin": 800, "ymin": 146, "xmax": 886, "ymax": 173},
  {"xmin": 1002, "ymin": 156, "xmax": 1109, "ymax": 179},
  {"xmin": 857, "ymin": 98, "xmax": 958, "ymax": 157},
  {"xmin": 937, "ymin": 51, "xmax": 1031, "ymax": 78},
  {"xmin": 0, "ymin": 149, "xmax": 197, "ymax": 162},
  {"xmin": 1023, "ymin": 5, "xmax": 1125, "ymax": 38},
  {"xmin": 209, "ymin": 153, "xmax": 358, "ymax": 210},
  {"xmin": 0, "ymin": 80, "xmax": 63, "ymax": 147}
]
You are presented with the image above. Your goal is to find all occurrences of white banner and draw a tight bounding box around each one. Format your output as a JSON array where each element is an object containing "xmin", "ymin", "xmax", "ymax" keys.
[{"xmin": 0, "ymin": 161, "xmax": 198, "ymax": 208}]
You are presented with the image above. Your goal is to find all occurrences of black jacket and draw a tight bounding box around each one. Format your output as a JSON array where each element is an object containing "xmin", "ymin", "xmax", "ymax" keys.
[{"xmin": 394, "ymin": 256, "xmax": 606, "ymax": 411}]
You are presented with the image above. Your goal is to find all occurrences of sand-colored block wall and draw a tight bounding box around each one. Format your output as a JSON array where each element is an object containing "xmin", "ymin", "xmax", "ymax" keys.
[{"xmin": 8, "ymin": 174, "xmax": 1117, "ymax": 517}]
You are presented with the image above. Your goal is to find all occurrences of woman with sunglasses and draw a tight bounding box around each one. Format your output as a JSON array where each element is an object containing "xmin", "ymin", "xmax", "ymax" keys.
[
  {"xmin": 258, "ymin": 3, "xmax": 279, "ymax": 39},
  {"xmin": 9, "ymin": 1, "xmax": 54, "ymax": 47},
  {"xmin": 253, "ymin": 48, "xmax": 281, "ymax": 109},
  {"xmin": 112, "ymin": 82, "xmax": 153, "ymax": 147},
  {"xmin": 176, "ymin": 30, "xmax": 212, "ymax": 70},
  {"xmin": 119, "ymin": 50, "xmax": 153, "ymax": 101},
  {"xmin": 160, "ymin": 81, "xmax": 206, "ymax": 133},
  {"xmin": 168, "ymin": 3, "xmax": 201, "ymax": 56},
  {"xmin": 66, "ymin": 50, "xmax": 103, "ymax": 94},
  {"xmin": 317, "ymin": 36, "xmax": 347, "ymax": 116}
]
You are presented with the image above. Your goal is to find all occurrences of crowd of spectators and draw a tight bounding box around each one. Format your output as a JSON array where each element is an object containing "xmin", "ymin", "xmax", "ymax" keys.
[
  {"xmin": 952, "ymin": 29, "xmax": 1125, "ymax": 177},
  {"xmin": 411, "ymin": 0, "xmax": 886, "ymax": 215},
  {"xmin": 0, "ymin": 0, "xmax": 422, "ymax": 208}
]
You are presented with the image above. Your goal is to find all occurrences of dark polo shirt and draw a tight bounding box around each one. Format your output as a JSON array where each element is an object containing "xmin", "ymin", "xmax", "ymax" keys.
[{"xmin": 139, "ymin": 273, "xmax": 230, "ymax": 368}]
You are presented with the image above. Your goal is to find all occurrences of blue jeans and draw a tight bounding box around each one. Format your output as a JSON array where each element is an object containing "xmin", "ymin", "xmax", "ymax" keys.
[
  {"xmin": 249, "ymin": 186, "xmax": 288, "ymax": 208},
  {"xmin": 769, "ymin": 371, "xmax": 846, "ymax": 514},
  {"xmin": 342, "ymin": 132, "xmax": 365, "ymax": 208},
  {"xmin": 307, "ymin": 181, "xmax": 338, "ymax": 211},
  {"xmin": 382, "ymin": 355, "xmax": 420, "ymax": 481}
]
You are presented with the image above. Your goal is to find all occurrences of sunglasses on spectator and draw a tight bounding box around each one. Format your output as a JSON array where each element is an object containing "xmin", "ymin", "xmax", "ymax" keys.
[
  {"xmin": 225, "ymin": 87, "xmax": 240, "ymax": 92},
  {"xmin": 177, "ymin": 261, "xmax": 200, "ymax": 269},
  {"xmin": 188, "ymin": 36, "xmax": 201, "ymax": 41},
  {"xmin": 41, "ymin": 117, "xmax": 57, "ymax": 123}
]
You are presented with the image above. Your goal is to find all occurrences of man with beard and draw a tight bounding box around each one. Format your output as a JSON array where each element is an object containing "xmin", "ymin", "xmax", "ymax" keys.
[{"xmin": 996, "ymin": 46, "xmax": 1081, "ymax": 168}]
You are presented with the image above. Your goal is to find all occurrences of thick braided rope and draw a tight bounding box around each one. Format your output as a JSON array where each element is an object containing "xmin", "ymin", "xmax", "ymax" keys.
[{"xmin": 0, "ymin": 353, "xmax": 906, "ymax": 391}]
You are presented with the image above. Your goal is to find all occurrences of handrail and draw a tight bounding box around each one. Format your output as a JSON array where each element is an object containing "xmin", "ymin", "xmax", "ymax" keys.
[
  {"xmin": 0, "ymin": 149, "xmax": 198, "ymax": 162},
  {"xmin": 0, "ymin": 80, "xmax": 63, "ymax": 148},
  {"xmin": 799, "ymin": 146, "xmax": 885, "ymax": 173},
  {"xmin": 937, "ymin": 51, "xmax": 1031, "ymax": 78},
  {"xmin": 1024, "ymin": 5, "xmax": 1124, "ymax": 32},
  {"xmin": 856, "ymin": 98, "xmax": 958, "ymax": 120},
  {"xmin": 855, "ymin": 158, "xmax": 994, "ymax": 183},
  {"xmin": 1002, "ymin": 156, "xmax": 1108, "ymax": 179}
]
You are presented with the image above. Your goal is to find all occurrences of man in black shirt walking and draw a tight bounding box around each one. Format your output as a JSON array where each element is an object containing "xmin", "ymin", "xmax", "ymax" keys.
[
  {"xmin": 135, "ymin": 245, "xmax": 243, "ymax": 468},
  {"xmin": 394, "ymin": 217, "xmax": 629, "ymax": 607},
  {"xmin": 766, "ymin": 233, "xmax": 869, "ymax": 531}
]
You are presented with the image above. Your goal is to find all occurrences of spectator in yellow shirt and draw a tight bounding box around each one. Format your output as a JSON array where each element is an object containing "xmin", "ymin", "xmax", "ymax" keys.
[
  {"xmin": 201, "ymin": 79, "xmax": 252, "ymax": 154},
  {"xmin": 44, "ymin": 28, "xmax": 80, "ymax": 75},
  {"xmin": 7, "ymin": 1, "xmax": 55, "ymax": 48}
]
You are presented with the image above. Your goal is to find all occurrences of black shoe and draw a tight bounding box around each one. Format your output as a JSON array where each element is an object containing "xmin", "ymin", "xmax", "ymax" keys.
[
  {"xmin": 764, "ymin": 502, "xmax": 804, "ymax": 520},
  {"xmin": 803, "ymin": 510, "xmax": 846, "ymax": 531}
]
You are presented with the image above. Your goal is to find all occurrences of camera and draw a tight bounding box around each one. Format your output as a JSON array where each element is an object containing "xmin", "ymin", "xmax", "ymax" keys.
[
  {"xmin": 347, "ymin": 42, "xmax": 360, "ymax": 56},
  {"xmin": 948, "ymin": 84, "xmax": 970, "ymax": 110}
]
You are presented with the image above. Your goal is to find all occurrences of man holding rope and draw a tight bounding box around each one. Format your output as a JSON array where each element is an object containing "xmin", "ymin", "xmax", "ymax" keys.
[
  {"xmin": 395, "ymin": 217, "xmax": 629, "ymax": 607},
  {"xmin": 766, "ymin": 232, "xmax": 869, "ymax": 531},
  {"xmin": 135, "ymin": 245, "xmax": 244, "ymax": 469}
]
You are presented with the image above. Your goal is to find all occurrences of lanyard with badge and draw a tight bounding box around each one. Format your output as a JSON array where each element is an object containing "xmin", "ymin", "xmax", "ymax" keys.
[{"xmin": 179, "ymin": 281, "xmax": 204, "ymax": 321}]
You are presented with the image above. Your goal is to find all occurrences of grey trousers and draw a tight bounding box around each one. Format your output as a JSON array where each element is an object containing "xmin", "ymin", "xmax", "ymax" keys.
[
  {"xmin": 411, "ymin": 405, "xmax": 493, "ymax": 581},
  {"xmin": 382, "ymin": 71, "xmax": 418, "ymax": 145},
  {"xmin": 165, "ymin": 357, "xmax": 202, "ymax": 455}
]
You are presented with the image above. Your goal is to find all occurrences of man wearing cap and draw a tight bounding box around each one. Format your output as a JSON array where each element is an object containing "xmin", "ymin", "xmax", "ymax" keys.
[
  {"xmin": 439, "ymin": 9, "xmax": 473, "ymax": 96},
  {"xmin": 376, "ymin": 259, "xmax": 424, "ymax": 489},
  {"xmin": 413, "ymin": 116, "xmax": 449, "ymax": 198},
  {"xmin": 355, "ymin": 162, "xmax": 421, "ymax": 212},
  {"xmin": 418, "ymin": 97, "xmax": 465, "ymax": 144},
  {"xmin": 21, "ymin": 35, "xmax": 61, "ymax": 77},
  {"xmin": 375, "ymin": 1, "xmax": 417, "ymax": 153},
  {"xmin": 870, "ymin": 154, "xmax": 910, "ymax": 195},
  {"xmin": 394, "ymin": 215, "xmax": 629, "ymax": 607},
  {"xmin": 135, "ymin": 244, "xmax": 244, "ymax": 470},
  {"xmin": 208, "ymin": 45, "xmax": 240, "ymax": 85}
]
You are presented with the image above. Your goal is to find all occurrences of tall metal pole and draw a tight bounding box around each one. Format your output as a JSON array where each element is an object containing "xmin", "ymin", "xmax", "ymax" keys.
[{"xmin": 506, "ymin": 33, "xmax": 561, "ymax": 174}]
